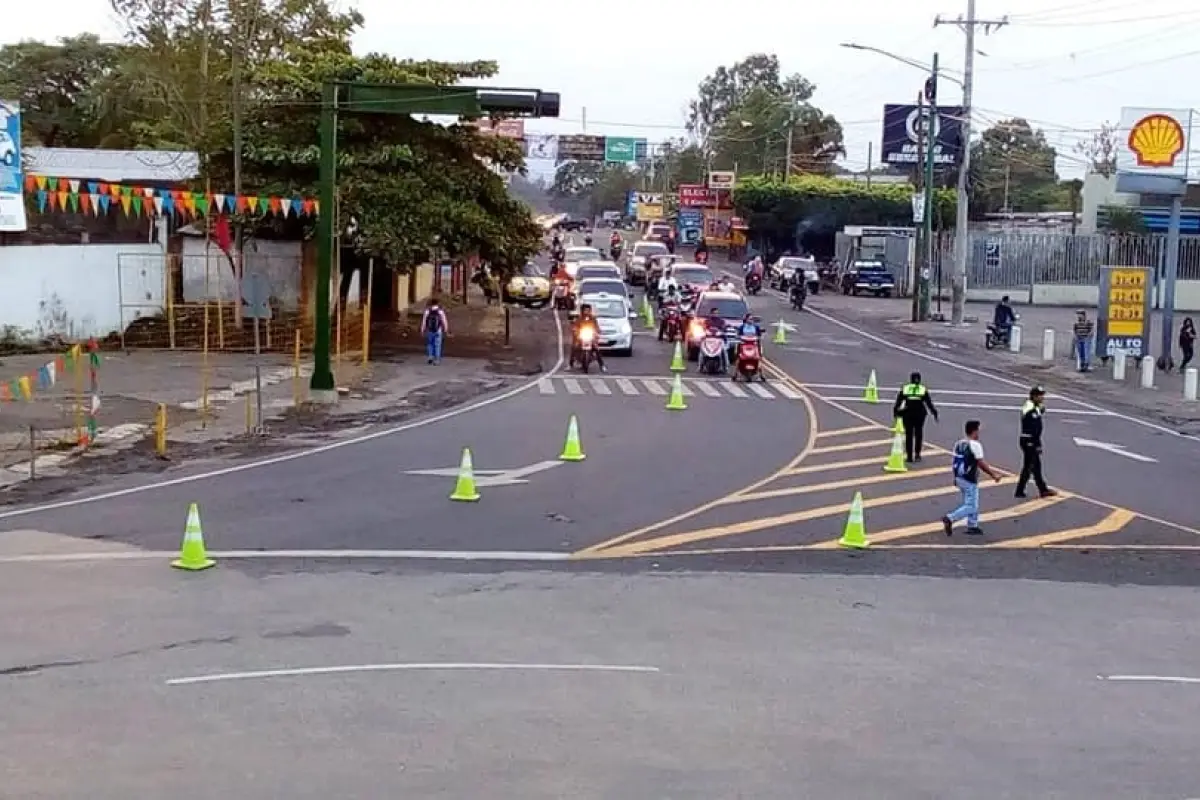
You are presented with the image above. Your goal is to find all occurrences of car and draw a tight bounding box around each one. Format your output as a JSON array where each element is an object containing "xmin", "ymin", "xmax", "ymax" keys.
[
  {"xmin": 769, "ymin": 256, "xmax": 817, "ymax": 292},
  {"xmin": 576, "ymin": 277, "xmax": 632, "ymax": 305},
  {"xmin": 625, "ymin": 240, "xmax": 669, "ymax": 285},
  {"xmin": 577, "ymin": 292, "xmax": 637, "ymax": 356},
  {"xmin": 671, "ymin": 264, "xmax": 716, "ymax": 296},
  {"xmin": 685, "ymin": 290, "xmax": 750, "ymax": 361},
  {"xmin": 0, "ymin": 132, "xmax": 14, "ymax": 167},
  {"xmin": 841, "ymin": 261, "xmax": 896, "ymax": 297},
  {"xmin": 645, "ymin": 221, "xmax": 672, "ymax": 241},
  {"xmin": 555, "ymin": 217, "xmax": 589, "ymax": 232},
  {"xmin": 573, "ymin": 262, "xmax": 623, "ymax": 283},
  {"xmin": 502, "ymin": 262, "xmax": 551, "ymax": 308},
  {"xmin": 563, "ymin": 246, "xmax": 601, "ymax": 266}
]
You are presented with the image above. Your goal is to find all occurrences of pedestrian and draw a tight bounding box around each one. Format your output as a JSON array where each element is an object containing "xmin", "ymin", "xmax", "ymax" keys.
[
  {"xmin": 1015, "ymin": 385, "xmax": 1058, "ymax": 499},
  {"xmin": 421, "ymin": 297, "xmax": 449, "ymax": 365},
  {"xmin": 892, "ymin": 371, "xmax": 939, "ymax": 462},
  {"xmin": 1180, "ymin": 317, "xmax": 1196, "ymax": 372},
  {"xmin": 1073, "ymin": 309, "xmax": 1094, "ymax": 372},
  {"xmin": 941, "ymin": 420, "xmax": 1003, "ymax": 536}
]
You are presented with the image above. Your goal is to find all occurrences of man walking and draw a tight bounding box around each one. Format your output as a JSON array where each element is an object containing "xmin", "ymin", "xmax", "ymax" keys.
[
  {"xmin": 942, "ymin": 419, "xmax": 1002, "ymax": 536},
  {"xmin": 1073, "ymin": 309, "xmax": 1094, "ymax": 372},
  {"xmin": 893, "ymin": 371, "xmax": 939, "ymax": 462},
  {"xmin": 421, "ymin": 297, "xmax": 449, "ymax": 365},
  {"xmin": 1015, "ymin": 385, "xmax": 1057, "ymax": 498}
]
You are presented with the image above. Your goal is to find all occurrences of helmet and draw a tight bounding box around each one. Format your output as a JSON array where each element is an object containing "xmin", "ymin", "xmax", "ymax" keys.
[{"xmin": 584, "ymin": 235, "xmax": 593, "ymax": 245}]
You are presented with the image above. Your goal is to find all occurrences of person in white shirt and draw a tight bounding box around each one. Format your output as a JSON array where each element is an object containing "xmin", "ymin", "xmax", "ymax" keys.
[
  {"xmin": 716, "ymin": 277, "xmax": 737, "ymax": 293},
  {"xmin": 656, "ymin": 267, "xmax": 679, "ymax": 299},
  {"xmin": 941, "ymin": 419, "xmax": 1002, "ymax": 537}
]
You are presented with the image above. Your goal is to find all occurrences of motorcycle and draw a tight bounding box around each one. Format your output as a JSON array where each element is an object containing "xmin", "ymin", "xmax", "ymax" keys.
[
  {"xmin": 553, "ymin": 279, "xmax": 574, "ymax": 310},
  {"xmin": 985, "ymin": 323, "xmax": 1012, "ymax": 350},
  {"xmin": 610, "ymin": 243, "xmax": 623, "ymax": 261},
  {"xmin": 745, "ymin": 273, "xmax": 762, "ymax": 295},
  {"xmin": 790, "ymin": 283, "xmax": 807, "ymax": 311},
  {"xmin": 575, "ymin": 325, "xmax": 599, "ymax": 373},
  {"xmin": 698, "ymin": 330, "xmax": 727, "ymax": 375},
  {"xmin": 732, "ymin": 333, "xmax": 764, "ymax": 382},
  {"xmin": 659, "ymin": 304, "xmax": 683, "ymax": 342}
]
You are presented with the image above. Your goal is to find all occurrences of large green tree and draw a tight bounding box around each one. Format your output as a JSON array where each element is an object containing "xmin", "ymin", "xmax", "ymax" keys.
[
  {"xmin": 549, "ymin": 161, "xmax": 638, "ymax": 217},
  {"xmin": 970, "ymin": 118, "xmax": 1061, "ymax": 216}
]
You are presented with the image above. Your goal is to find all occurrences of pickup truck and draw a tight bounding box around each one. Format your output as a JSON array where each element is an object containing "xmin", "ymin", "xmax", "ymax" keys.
[{"xmin": 841, "ymin": 261, "xmax": 896, "ymax": 298}]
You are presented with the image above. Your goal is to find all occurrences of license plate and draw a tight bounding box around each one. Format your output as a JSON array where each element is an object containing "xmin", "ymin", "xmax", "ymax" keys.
[{"xmin": 523, "ymin": 287, "xmax": 536, "ymax": 296}]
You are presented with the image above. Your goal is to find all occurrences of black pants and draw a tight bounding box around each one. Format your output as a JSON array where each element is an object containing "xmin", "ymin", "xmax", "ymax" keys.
[
  {"xmin": 570, "ymin": 344, "xmax": 604, "ymax": 369},
  {"xmin": 1181, "ymin": 344, "xmax": 1194, "ymax": 371},
  {"xmin": 902, "ymin": 414, "xmax": 925, "ymax": 460},
  {"xmin": 1016, "ymin": 441, "xmax": 1048, "ymax": 494}
]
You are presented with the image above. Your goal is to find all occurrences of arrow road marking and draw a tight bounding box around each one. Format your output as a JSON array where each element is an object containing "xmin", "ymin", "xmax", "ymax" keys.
[
  {"xmin": 1072, "ymin": 437, "xmax": 1158, "ymax": 463},
  {"xmin": 405, "ymin": 459, "xmax": 564, "ymax": 487}
]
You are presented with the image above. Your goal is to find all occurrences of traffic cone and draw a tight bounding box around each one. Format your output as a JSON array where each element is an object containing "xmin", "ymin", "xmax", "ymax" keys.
[
  {"xmin": 891, "ymin": 416, "xmax": 905, "ymax": 434},
  {"xmin": 171, "ymin": 503, "xmax": 215, "ymax": 571},
  {"xmin": 772, "ymin": 321, "xmax": 787, "ymax": 344},
  {"xmin": 644, "ymin": 301, "xmax": 656, "ymax": 330},
  {"xmin": 863, "ymin": 369, "xmax": 880, "ymax": 403},
  {"xmin": 559, "ymin": 414, "xmax": 586, "ymax": 461},
  {"xmin": 837, "ymin": 491, "xmax": 869, "ymax": 549},
  {"xmin": 883, "ymin": 430, "xmax": 908, "ymax": 473},
  {"xmin": 449, "ymin": 447, "xmax": 481, "ymax": 502},
  {"xmin": 665, "ymin": 373, "xmax": 687, "ymax": 410},
  {"xmin": 669, "ymin": 340, "xmax": 686, "ymax": 372}
]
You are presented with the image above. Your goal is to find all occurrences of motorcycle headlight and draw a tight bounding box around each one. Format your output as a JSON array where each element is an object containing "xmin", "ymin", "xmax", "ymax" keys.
[
  {"xmin": 689, "ymin": 321, "xmax": 705, "ymax": 340},
  {"xmin": 580, "ymin": 328, "xmax": 595, "ymax": 344}
]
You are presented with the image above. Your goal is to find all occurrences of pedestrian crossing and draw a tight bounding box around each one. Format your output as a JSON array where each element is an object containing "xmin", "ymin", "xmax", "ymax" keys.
[{"xmin": 536, "ymin": 375, "xmax": 803, "ymax": 400}]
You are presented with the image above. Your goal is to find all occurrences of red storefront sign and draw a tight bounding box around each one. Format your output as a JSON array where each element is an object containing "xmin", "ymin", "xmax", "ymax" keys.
[{"xmin": 678, "ymin": 184, "xmax": 715, "ymax": 207}]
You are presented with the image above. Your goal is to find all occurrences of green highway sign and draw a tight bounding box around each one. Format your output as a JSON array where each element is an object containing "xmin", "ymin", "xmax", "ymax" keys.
[{"xmin": 605, "ymin": 137, "xmax": 638, "ymax": 163}]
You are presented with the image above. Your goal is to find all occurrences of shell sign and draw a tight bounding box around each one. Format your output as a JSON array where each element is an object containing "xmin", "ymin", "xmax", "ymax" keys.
[{"xmin": 1117, "ymin": 107, "xmax": 1193, "ymax": 176}]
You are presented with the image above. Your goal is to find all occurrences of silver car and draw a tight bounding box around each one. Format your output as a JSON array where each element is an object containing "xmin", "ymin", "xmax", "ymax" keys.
[{"xmin": 625, "ymin": 241, "xmax": 669, "ymax": 286}]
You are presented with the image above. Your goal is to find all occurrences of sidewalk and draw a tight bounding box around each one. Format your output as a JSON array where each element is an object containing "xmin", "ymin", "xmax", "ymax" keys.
[{"xmin": 810, "ymin": 293, "xmax": 1200, "ymax": 434}]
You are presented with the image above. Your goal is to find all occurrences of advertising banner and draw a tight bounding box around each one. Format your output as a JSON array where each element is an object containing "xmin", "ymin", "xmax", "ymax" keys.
[
  {"xmin": 524, "ymin": 134, "xmax": 558, "ymax": 161},
  {"xmin": 1097, "ymin": 266, "xmax": 1152, "ymax": 358},
  {"xmin": 557, "ymin": 134, "xmax": 605, "ymax": 161},
  {"xmin": 1116, "ymin": 107, "xmax": 1193, "ymax": 177},
  {"xmin": 708, "ymin": 170, "xmax": 735, "ymax": 190},
  {"xmin": 676, "ymin": 208, "xmax": 703, "ymax": 245},
  {"xmin": 880, "ymin": 104, "xmax": 965, "ymax": 167},
  {"xmin": 0, "ymin": 100, "xmax": 27, "ymax": 232},
  {"xmin": 625, "ymin": 190, "xmax": 637, "ymax": 217},
  {"xmin": 636, "ymin": 192, "xmax": 664, "ymax": 222},
  {"xmin": 678, "ymin": 184, "xmax": 715, "ymax": 207},
  {"xmin": 702, "ymin": 209, "xmax": 733, "ymax": 247},
  {"xmin": 604, "ymin": 137, "xmax": 640, "ymax": 163},
  {"xmin": 474, "ymin": 118, "xmax": 525, "ymax": 139}
]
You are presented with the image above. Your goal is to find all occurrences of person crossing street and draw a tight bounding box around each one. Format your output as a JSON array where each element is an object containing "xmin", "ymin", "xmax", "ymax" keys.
[
  {"xmin": 892, "ymin": 371, "xmax": 939, "ymax": 462},
  {"xmin": 1015, "ymin": 385, "xmax": 1058, "ymax": 499}
]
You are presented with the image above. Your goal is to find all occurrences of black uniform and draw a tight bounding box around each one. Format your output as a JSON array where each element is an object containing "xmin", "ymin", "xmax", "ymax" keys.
[
  {"xmin": 1015, "ymin": 398, "xmax": 1050, "ymax": 497},
  {"xmin": 893, "ymin": 379, "xmax": 938, "ymax": 461}
]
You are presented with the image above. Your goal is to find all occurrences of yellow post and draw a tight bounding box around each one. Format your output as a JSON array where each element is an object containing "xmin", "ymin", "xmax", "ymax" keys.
[
  {"xmin": 244, "ymin": 391, "xmax": 253, "ymax": 434},
  {"xmin": 73, "ymin": 346, "xmax": 84, "ymax": 445},
  {"xmin": 201, "ymin": 303, "xmax": 210, "ymax": 429},
  {"xmin": 166, "ymin": 254, "xmax": 176, "ymax": 350},
  {"xmin": 292, "ymin": 329, "xmax": 301, "ymax": 406},
  {"xmin": 362, "ymin": 258, "xmax": 374, "ymax": 366},
  {"xmin": 154, "ymin": 403, "xmax": 168, "ymax": 457}
]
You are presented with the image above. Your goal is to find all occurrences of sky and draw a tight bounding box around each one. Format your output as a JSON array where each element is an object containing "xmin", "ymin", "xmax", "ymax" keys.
[{"xmin": 9, "ymin": 0, "xmax": 1200, "ymax": 181}]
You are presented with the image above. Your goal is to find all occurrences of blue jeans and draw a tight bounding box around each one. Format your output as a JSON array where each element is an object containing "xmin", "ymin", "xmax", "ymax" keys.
[
  {"xmin": 425, "ymin": 330, "xmax": 443, "ymax": 362},
  {"xmin": 947, "ymin": 477, "xmax": 980, "ymax": 528},
  {"xmin": 1075, "ymin": 338, "xmax": 1091, "ymax": 370}
]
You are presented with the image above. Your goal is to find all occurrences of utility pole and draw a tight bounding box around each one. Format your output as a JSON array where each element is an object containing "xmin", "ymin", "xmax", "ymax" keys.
[
  {"xmin": 913, "ymin": 89, "xmax": 926, "ymax": 324},
  {"xmin": 920, "ymin": 53, "xmax": 937, "ymax": 322},
  {"xmin": 866, "ymin": 142, "xmax": 873, "ymax": 189},
  {"xmin": 935, "ymin": 0, "xmax": 1008, "ymax": 324}
]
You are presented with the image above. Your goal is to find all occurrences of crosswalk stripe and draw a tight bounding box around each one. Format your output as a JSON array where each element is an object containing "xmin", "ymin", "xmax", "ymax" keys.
[
  {"xmin": 538, "ymin": 378, "xmax": 555, "ymax": 395},
  {"xmin": 563, "ymin": 378, "xmax": 584, "ymax": 395},
  {"xmin": 773, "ymin": 382, "xmax": 802, "ymax": 400},
  {"xmin": 721, "ymin": 382, "xmax": 748, "ymax": 398},
  {"xmin": 693, "ymin": 381, "xmax": 722, "ymax": 397},
  {"xmin": 589, "ymin": 378, "xmax": 611, "ymax": 395},
  {"xmin": 747, "ymin": 383, "xmax": 773, "ymax": 399},
  {"xmin": 615, "ymin": 378, "xmax": 638, "ymax": 395},
  {"xmin": 641, "ymin": 378, "xmax": 667, "ymax": 396},
  {"xmin": 678, "ymin": 381, "xmax": 694, "ymax": 396}
]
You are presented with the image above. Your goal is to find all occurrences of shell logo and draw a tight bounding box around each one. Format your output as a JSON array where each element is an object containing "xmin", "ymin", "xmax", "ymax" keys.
[{"xmin": 1127, "ymin": 113, "xmax": 1185, "ymax": 168}]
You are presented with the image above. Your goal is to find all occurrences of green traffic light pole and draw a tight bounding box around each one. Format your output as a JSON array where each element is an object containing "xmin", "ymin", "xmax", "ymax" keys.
[
  {"xmin": 918, "ymin": 53, "xmax": 938, "ymax": 322},
  {"xmin": 310, "ymin": 82, "xmax": 559, "ymax": 400}
]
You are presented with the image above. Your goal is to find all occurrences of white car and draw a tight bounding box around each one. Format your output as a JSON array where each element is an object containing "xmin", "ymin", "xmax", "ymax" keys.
[
  {"xmin": 625, "ymin": 240, "xmax": 669, "ymax": 285},
  {"xmin": 578, "ymin": 292, "xmax": 636, "ymax": 356},
  {"xmin": 770, "ymin": 256, "xmax": 818, "ymax": 292}
]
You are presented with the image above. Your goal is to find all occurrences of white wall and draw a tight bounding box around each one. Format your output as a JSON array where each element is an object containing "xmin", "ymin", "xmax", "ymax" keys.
[
  {"xmin": 180, "ymin": 237, "xmax": 302, "ymax": 310},
  {"xmin": 0, "ymin": 243, "xmax": 165, "ymax": 339}
]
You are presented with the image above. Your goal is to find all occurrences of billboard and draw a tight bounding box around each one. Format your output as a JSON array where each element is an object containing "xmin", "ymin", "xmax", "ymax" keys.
[
  {"xmin": 1116, "ymin": 108, "xmax": 1193, "ymax": 177},
  {"xmin": 676, "ymin": 208, "xmax": 703, "ymax": 245},
  {"xmin": 524, "ymin": 134, "xmax": 558, "ymax": 160},
  {"xmin": 635, "ymin": 192, "xmax": 664, "ymax": 222},
  {"xmin": 557, "ymin": 134, "xmax": 605, "ymax": 161},
  {"xmin": 1097, "ymin": 266, "xmax": 1152, "ymax": 359},
  {"xmin": 605, "ymin": 137, "xmax": 642, "ymax": 163},
  {"xmin": 0, "ymin": 100, "xmax": 26, "ymax": 232},
  {"xmin": 708, "ymin": 170, "xmax": 735, "ymax": 190},
  {"xmin": 880, "ymin": 104, "xmax": 965, "ymax": 167},
  {"xmin": 678, "ymin": 184, "xmax": 715, "ymax": 207},
  {"xmin": 473, "ymin": 118, "xmax": 525, "ymax": 139}
]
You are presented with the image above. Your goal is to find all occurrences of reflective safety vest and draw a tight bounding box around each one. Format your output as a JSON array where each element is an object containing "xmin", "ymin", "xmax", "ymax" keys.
[{"xmin": 902, "ymin": 383, "xmax": 926, "ymax": 398}]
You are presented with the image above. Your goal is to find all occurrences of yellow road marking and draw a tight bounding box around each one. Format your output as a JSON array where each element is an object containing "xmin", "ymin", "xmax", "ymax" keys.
[
  {"xmin": 810, "ymin": 438, "xmax": 894, "ymax": 455},
  {"xmin": 807, "ymin": 493, "xmax": 1071, "ymax": 548},
  {"xmin": 1042, "ymin": 543, "xmax": 1200, "ymax": 551},
  {"xmin": 815, "ymin": 425, "xmax": 878, "ymax": 439},
  {"xmin": 729, "ymin": 466, "xmax": 946, "ymax": 505},
  {"xmin": 989, "ymin": 507, "xmax": 1135, "ymax": 548},
  {"xmin": 592, "ymin": 479, "xmax": 1015, "ymax": 558},
  {"xmin": 784, "ymin": 456, "xmax": 890, "ymax": 475}
]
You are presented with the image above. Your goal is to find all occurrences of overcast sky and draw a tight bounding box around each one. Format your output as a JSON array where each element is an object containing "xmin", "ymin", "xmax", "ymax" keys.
[{"xmin": 9, "ymin": 0, "xmax": 1200, "ymax": 180}]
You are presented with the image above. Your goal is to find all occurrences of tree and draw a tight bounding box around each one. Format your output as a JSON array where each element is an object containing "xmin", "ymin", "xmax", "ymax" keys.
[
  {"xmin": 646, "ymin": 138, "xmax": 706, "ymax": 189},
  {"xmin": 0, "ymin": 35, "xmax": 131, "ymax": 147},
  {"xmin": 687, "ymin": 53, "xmax": 813, "ymax": 142},
  {"xmin": 969, "ymin": 118, "xmax": 1060, "ymax": 216},
  {"xmin": 1075, "ymin": 121, "xmax": 1118, "ymax": 177},
  {"xmin": 549, "ymin": 161, "xmax": 637, "ymax": 217}
]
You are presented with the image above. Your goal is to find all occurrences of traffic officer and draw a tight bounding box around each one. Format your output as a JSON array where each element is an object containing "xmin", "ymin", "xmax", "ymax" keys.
[
  {"xmin": 1015, "ymin": 385, "xmax": 1058, "ymax": 498},
  {"xmin": 893, "ymin": 371, "xmax": 939, "ymax": 462}
]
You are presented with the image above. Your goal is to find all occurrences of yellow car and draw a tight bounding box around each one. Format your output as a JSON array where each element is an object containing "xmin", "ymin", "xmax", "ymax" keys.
[{"xmin": 503, "ymin": 262, "xmax": 552, "ymax": 308}]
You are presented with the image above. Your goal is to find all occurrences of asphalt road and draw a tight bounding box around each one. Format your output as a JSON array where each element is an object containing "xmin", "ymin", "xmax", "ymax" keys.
[{"xmin": 4, "ymin": 234, "xmax": 1200, "ymax": 797}]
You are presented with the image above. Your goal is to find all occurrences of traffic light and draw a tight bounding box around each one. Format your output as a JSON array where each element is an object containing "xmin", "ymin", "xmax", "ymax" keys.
[{"xmin": 477, "ymin": 90, "xmax": 560, "ymax": 118}]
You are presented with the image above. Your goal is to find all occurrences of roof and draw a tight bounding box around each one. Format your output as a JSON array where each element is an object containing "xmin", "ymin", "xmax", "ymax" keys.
[
  {"xmin": 576, "ymin": 260, "xmax": 620, "ymax": 269},
  {"xmin": 564, "ymin": 245, "xmax": 599, "ymax": 252},
  {"xmin": 24, "ymin": 147, "xmax": 199, "ymax": 183},
  {"xmin": 696, "ymin": 290, "xmax": 744, "ymax": 301}
]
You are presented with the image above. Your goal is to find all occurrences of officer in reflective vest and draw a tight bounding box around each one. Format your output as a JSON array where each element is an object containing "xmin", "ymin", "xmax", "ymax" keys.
[
  {"xmin": 1015, "ymin": 385, "xmax": 1058, "ymax": 498},
  {"xmin": 893, "ymin": 371, "xmax": 939, "ymax": 462}
]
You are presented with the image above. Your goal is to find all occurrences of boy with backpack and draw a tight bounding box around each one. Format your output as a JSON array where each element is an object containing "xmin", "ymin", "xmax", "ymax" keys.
[
  {"xmin": 941, "ymin": 419, "xmax": 1002, "ymax": 537},
  {"xmin": 421, "ymin": 297, "xmax": 449, "ymax": 365}
]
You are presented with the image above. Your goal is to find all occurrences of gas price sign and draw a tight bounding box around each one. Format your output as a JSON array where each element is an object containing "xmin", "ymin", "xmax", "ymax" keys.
[{"xmin": 1097, "ymin": 266, "xmax": 1152, "ymax": 358}]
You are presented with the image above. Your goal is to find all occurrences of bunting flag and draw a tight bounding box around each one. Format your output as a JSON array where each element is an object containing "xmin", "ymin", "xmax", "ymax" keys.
[
  {"xmin": 0, "ymin": 343, "xmax": 97, "ymax": 413},
  {"xmin": 24, "ymin": 175, "xmax": 320, "ymax": 220}
]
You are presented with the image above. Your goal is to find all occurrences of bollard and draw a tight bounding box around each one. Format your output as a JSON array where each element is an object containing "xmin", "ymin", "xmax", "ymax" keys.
[
  {"xmin": 245, "ymin": 392, "xmax": 254, "ymax": 434},
  {"xmin": 1186, "ymin": 368, "xmax": 1198, "ymax": 401},
  {"xmin": 154, "ymin": 403, "xmax": 168, "ymax": 458},
  {"xmin": 1041, "ymin": 329, "xmax": 1055, "ymax": 362},
  {"xmin": 1113, "ymin": 350, "xmax": 1127, "ymax": 381},
  {"xmin": 1140, "ymin": 356, "xmax": 1155, "ymax": 389},
  {"xmin": 1008, "ymin": 325, "xmax": 1022, "ymax": 353},
  {"xmin": 28, "ymin": 425, "xmax": 36, "ymax": 480}
]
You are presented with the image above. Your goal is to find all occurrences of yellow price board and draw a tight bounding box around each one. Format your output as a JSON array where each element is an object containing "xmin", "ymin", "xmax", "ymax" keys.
[{"xmin": 1106, "ymin": 268, "xmax": 1148, "ymax": 336}]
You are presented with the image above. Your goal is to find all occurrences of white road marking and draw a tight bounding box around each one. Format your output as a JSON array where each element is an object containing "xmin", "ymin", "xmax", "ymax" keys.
[
  {"xmin": 721, "ymin": 382, "xmax": 748, "ymax": 398},
  {"xmin": 747, "ymin": 383, "xmax": 774, "ymax": 399},
  {"xmin": 562, "ymin": 377, "xmax": 584, "ymax": 395},
  {"xmin": 0, "ymin": 548, "xmax": 574, "ymax": 565},
  {"xmin": 166, "ymin": 662, "xmax": 662, "ymax": 686},
  {"xmin": 677, "ymin": 381, "xmax": 694, "ymax": 396},
  {"xmin": 819, "ymin": 397, "xmax": 1113, "ymax": 415},
  {"xmin": 1073, "ymin": 437, "xmax": 1158, "ymax": 462},
  {"xmin": 693, "ymin": 380, "xmax": 721, "ymax": 397},
  {"xmin": 774, "ymin": 382, "xmax": 802, "ymax": 399},
  {"xmin": 0, "ymin": 311, "xmax": 567, "ymax": 522},
  {"xmin": 538, "ymin": 378, "xmax": 555, "ymax": 395},
  {"xmin": 616, "ymin": 377, "xmax": 638, "ymax": 395},
  {"xmin": 1098, "ymin": 675, "xmax": 1200, "ymax": 684},
  {"xmin": 800, "ymin": 382, "xmax": 1058, "ymax": 401},
  {"xmin": 589, "ymin": 378, "xmax": 611, "ymax": 395},
  {"xmin": 642, "ymin": 379, "xmax": 667, "ymax": 396}
]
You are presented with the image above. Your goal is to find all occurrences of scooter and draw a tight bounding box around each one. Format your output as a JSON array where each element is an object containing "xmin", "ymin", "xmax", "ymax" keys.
[
  {"xmin": 984, "ymin": 314, "xmax": 1020, "ymax": 350},
  {"xmin": 575, "ymin": 326, "xmax": 599, "ymax": 373},
  {"xmin": 745, "ymin": 273, "xmax": 762, "ymax": 295},
  {"xmin": 553, "ymin": 279, "xmax": 575, "ymax": 311},
  {"xmin": 659, "ymin": 305, "xmax": 683, "ymax": 342},
  {"xmin": 732, "ymin": 334, "xmax": 764, "ymax": 382},
  {"xmin": 698, "ymin": 331, "xmax": 727, "ymax": 375},
  {"xmin": 790, "ymin": 283, "xmax": 806, "ymax": 311}
]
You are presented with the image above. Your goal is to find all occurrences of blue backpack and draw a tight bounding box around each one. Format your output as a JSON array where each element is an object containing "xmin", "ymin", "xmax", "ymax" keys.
[{"xmin": 951, "ymin": 440, "xmax": 976, "ymax": 481}]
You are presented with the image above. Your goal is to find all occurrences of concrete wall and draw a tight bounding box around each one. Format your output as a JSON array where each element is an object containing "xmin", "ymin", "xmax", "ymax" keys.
[
  {"xmin": 0, "ymin": 242, "xmax": 166, "ymax": 339},
  {"xmin": 958, "ymin": 281, "xmax": 1200, "ymax": 310},
  {"xmin": 180, "ymin": 237, "xmax": 302, "ymax": 310}
]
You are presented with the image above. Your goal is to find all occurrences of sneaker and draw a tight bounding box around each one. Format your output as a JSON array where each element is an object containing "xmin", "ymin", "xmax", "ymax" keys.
[
  {"xmin": 1014, "ymin": 491, "xmax": 1027, "ymax": 499},
  {"xmin": 941, "ymin": 516, "xmax": 953, "ymax": 537},
  {"xmin": 964, "ymin": 526, "xmax": 985, "ymax": 536},
  {"xmin": 1039, "ymin": 489, "xmax": 1058, "ymax": 498},
  {"xmin": 914, "ymin": 455, "xmax": 922, "ymax": 463}
]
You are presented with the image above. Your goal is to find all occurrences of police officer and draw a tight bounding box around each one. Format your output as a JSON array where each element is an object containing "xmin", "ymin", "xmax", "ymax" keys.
[
  {"xmin": 893, "ymin": 371, "xmax": 938, "ymax": 462},
  {"xmin": 1015, "ymin": 385, "xmax": 1058, "ymax": 498}
]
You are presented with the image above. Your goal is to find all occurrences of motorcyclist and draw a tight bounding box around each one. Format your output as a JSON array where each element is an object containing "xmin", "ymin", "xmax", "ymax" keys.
[
  {"xmin": 584, "ymin": 233, "xmax": 593, "ymax": 247},
  {"xmin": 790, "ymin": 268, "xmax": 808, "ymax": 306},
  {"xmin": 993, "ymin": 295, "xmax": 1016, "ymax": 338},
  {"xmin": 694, "ymin": 238, "xmax": 709, "ymax": 260},
  {"xmin": 701, "ymin": 306, "xmax": 730, "ymax": 372},
  {"xmin": 657, "ymin": 266, "xmax": 680, "ymax": 300},
  {"xmin": 569, "ymin": 303, "xmax": 606, "ymax": 372},
  {"xmin": 716, "ymin": 275, "xmax": 737, "ymax": 293},
  {"xmin": 658, "ymin": 285, "xmax": 683, "ymax": 340},
  {"xmin": 738, "ymin": 313, "xmax": 761, "ymax": 339}
]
